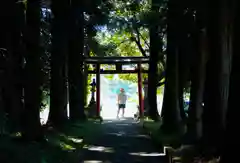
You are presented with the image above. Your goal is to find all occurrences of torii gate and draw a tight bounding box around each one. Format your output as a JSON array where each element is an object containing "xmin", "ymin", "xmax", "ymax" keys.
[{"xmin": 84, "ymin": 56, "xmax": 149, "ymax": 118}]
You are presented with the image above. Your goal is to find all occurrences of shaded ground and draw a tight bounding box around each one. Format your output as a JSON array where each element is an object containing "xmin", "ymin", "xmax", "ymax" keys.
[
  {"xmin": 79, "ymin": 118, "xmax": 166, "ymax": 163},
  {"xmin": 0, "ymin": 120, "xmax": 102, "ymax": 163},
  {"xmin": 0, "ymin": 117, "xmax": 167, "ymax": 163}
]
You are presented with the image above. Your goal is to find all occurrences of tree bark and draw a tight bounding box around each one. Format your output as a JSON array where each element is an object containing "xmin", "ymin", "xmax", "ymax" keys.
[
  {"xmin": 219, "ymin": 0, "xmax": 236, "ymax": 162},
  {"xmin": 0, "ymin": 1, "xmax": 25, "ymax": 132},
  {"xmin": 160, "ymin": 0, "xmax": 183, "ymax": 134},
  {"xmin": 22, "ymin": 0, "xmax": 43, "ymax": 141},
  {"xmin": 8, "ymin": 1, "xmax": 25, "ymax": 132},
  {"xmin": 147, "ymin": 0, "xmax": 161, "ymax": 121},
  {"xmin": 68, "ymin": 0, "xmax": 86, "ymax": 121},
  {"xmin": 177, "ymin": 9, "xmax": 193, "ymax": 123},
  {"xmin": 186, "ymin": 15, "xmax": 208, "ymax": 144},
  {"xmin": 48, "ymin": 0, "xmax": 69, "ymax": 127},
  {"xmin": 201, "ymin": 0, "xmax": 231, "ymax": 153}
]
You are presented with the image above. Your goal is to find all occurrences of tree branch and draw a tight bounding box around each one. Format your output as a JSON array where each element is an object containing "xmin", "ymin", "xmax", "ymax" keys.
[
  {"xmin": 135, "ymin": 27, "xmax": 150, "ymax": 49},
  {"xmin": 132, "ymin": 13, "xmax": 150, "ymax": 49},
  {"xmin": 131, "ymin": 35, "xmax": 147, "ymax": 57},
  {"xmin": 157, "ymin": 81, "xmax": 165, "ymax": 87},
  {"xmin": 120, "ymin": 14, "xmax": 148, "ymax": 57},
  {"xmin": 156, "ymin": 71, "xmax": 165, "ymax": 87}
]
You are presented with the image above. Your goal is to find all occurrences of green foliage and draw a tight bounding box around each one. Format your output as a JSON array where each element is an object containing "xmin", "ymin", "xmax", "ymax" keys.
[
  {"xmin": 118, "ymin": 73, "xmax": 148, "ymax": 83},
  {"xmin": 95, "ymin": 29, "xmax": 146, "ymax": 57},
  {"xmin": 119, "ymin": 74, "xmax": 138, "ymax": 83},
  {"xmin": 40, "ymin": 90, "xmax": 50, "ymax": 112},
  {"xmin": 93, "ymin": 0, "xmax": 152, "ymax": 58},
  {"xmin": 95, "ymin": 27, "xmax": 149, "ymax": 82},
  {"xmin": 87, "ymin": 74, "xmax": 93, "ymax": 97},
  {"xmin": 157, "ymin": 86, "xmax": 164, "ymax": 95},
  {"xmin": 92, "ymin": 0, "xmax": 167, "ymax": 83},
  {"xmin": 104, "ymin": 74, "xmax": 114, "ymax": 80},
  {"xmin": 39, "ymin": 0, "xmax": 167, "ymax": 101},
  {"xmin": 101, "ymin": 64, "xmax": 115, "ymax": 70}
]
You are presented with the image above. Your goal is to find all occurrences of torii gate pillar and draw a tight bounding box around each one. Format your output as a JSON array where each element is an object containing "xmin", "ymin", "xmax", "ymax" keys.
[
  {"xmin": 137, "ymin": 63, "xmax": 144, "ymax": 118},
  {"xmin": 96, "ymin": 64, "xmax": 100, "ymax": 117}
]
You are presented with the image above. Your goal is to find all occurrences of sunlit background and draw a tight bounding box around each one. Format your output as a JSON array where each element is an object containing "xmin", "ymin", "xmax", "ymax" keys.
[
  {"xmin": 40, "ymin": 74, "xmax": 164, "ymax": 123},
  {"xmin": 97, "ymin": 74, "xmax": 163, "ymax": 119}
]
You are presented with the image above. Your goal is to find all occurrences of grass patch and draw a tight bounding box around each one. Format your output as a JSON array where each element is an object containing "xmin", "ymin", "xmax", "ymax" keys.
[
  {"xmin": 142, "ymin": 120, "xmax": 162, "ymax": 145},
  {"xmin": 0, "ymin": 119, "xmax": 103, "ymax": 163},
  {"xmin": 143, "ymin": 117, "xmax": 156, "ymax": 122},
  {"xmin": 142, "ymin": 119, "xmax": 182, "ymax": 148}
]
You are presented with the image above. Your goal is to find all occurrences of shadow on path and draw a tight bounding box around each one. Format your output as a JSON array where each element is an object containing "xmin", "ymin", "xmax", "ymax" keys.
[{"xmin": 79, "ymin": 118, "xmax": 166, "ymax": 163}]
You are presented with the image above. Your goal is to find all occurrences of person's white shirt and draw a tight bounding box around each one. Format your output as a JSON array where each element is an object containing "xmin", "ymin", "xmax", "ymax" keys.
[{"xmin": 118, "ymin": 92, "xmax": 127, "ymax": 104}]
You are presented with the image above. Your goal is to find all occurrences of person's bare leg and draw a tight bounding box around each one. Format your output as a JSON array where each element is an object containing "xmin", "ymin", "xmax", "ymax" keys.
[
  {"xmin": 122, "ymin": 108, "xmax": 125, "ymax": 117},
  {"xmin": 117, "ymin": 108, "xmax": 120, "ymax": 118}
]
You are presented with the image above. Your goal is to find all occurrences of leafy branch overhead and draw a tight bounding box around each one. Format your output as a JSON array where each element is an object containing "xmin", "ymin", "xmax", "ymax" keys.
[
  {"xmin": 39, "ymin": 0, "xmax": 166, "ymax": 83},
  {"xmin": 92, "ymin": 0, "xmax": 166, "ymax": 83}
]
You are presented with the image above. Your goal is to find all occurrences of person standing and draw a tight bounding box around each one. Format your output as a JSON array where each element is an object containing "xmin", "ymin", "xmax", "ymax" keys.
[{"xmin": 117, "ymin": 88, "xmax": 127, "ymax": 118}]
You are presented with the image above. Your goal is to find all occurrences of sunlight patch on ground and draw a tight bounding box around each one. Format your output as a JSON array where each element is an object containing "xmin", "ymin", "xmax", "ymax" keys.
[
  {"xmin": 102, "ymin": 117, "xmax": 134, "ymax": 122},
  {"xmin": 10, "ymin": 132, "xmax": 22, "ymax": 137},
  {"xmin": 59, "ymin": 142, "xmax": 76, "ymax": 150},
  {"xmin": 45, "ymin": 136, "xmax": 77, "ymax": 151},
  {"xmin": 83, "ymin": 160, "xmax": 112, "ymax": 163},
  {"xmin": 68, "ymin": 137, "xmax": 83, "ymax": 143},
  {"xmin": 106, "ymin": 132, "xmax": 125, "ymax": 137},
  {"xmin": 83, "ymin": 161, "xmax": 112, "ymax": 163},
  {"xmin": 105, "ymin": 132, "xmax": 150, "ymax": 139},
  {"xmin": 115, "ymin": 123, "xmax": 131, "ymax": 126},
  {"xmin": 132, "ymin": 134, "xmax": 150, "ymax": 138},
  {"xmin": 83, "ymin": 145, "xmax": 115, "ymax": 153},
  {"xmin": 129, "ymin": 152, "xmax": 165, "ymax": 157},
  {"xmin": 83, "ymin": 160, "xmax": 103, "ymax": 163}
]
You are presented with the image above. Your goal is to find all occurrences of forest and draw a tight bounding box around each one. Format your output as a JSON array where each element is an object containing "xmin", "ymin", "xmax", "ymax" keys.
[{"xmin": 0, "ymin": 0, "xmax": 238, "ymax": 162}]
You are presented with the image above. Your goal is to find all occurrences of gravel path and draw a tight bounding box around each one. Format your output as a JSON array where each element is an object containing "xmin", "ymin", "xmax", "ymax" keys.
[{"xmin": 78, "ymin": 118, "xmax": 167, "ymax": 163}]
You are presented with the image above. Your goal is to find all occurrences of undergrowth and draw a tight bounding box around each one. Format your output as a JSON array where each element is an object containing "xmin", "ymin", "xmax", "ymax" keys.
[
  {"xmin": 142, "ymin": 119, "xmax": 221, "ymax": 163},
  {"xmin": 0, "ymin": 119, "xmax": 103, "ymax": 163}
]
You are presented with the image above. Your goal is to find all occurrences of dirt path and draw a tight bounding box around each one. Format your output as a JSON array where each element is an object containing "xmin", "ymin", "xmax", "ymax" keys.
[{"xmin": 78, "ymin": 118, "xmax": 167, "ymax": 163}]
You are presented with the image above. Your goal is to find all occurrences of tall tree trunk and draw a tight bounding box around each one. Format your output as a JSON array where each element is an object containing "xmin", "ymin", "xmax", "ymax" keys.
[
  {"xmin": 63, "ymin": 62, "xmax": 68, "ymax": 117},
  {"xmin": 68, "ymin": 1, "xmax": 86, "ymax": 121},
  {"xmin": 160, "ymin": 0, "xmax": 183, "ymax": 134},
  {"xmin": 186, "ymin": 11, "xmax": 208, "ymax": 144},
  {"xmin": 0, "ymin": 1, "xmax": 24, "ymax": 133},
  {"xmin": 0, "ymin": 1, "xmax": 12, "ymax": 133},
  {"xmin": 7, "ymin": 1, "xmax": 25, "ymax": 132},
  {"xmin": 48, "ymin": 0, "xmax": 69, "ymax": 126},
  {"xmin": 219, "ymin": 0, "xmax": 236, "ymax": 162},
  {"xmin": 201, "ymin": 0, "xmax": 231, "ymax": 153},
  {"xmin": 217, "ymin": 0, "xmax": 233, "ymax": 136},
  {"xmin": 22, "ymin": 0, "xmax": 43, "ymax": 141},
  {"xmin": 178, "ymin": 9, "xmax": 193, "ymax": 123},
  {"xmin": 147, "ymin": 0, "xmax": 161, "ymax": 121}
]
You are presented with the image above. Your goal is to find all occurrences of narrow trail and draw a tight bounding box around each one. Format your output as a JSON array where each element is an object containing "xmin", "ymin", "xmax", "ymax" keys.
[{"xmin": 78, "ymin": 118, "xmax": 166, "ymax": 163}]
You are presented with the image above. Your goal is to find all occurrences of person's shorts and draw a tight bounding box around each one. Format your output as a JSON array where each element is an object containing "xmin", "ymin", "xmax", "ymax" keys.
[{"xmin": 118, "ymin": 104, "xmax": 126, "ymax": 109}]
